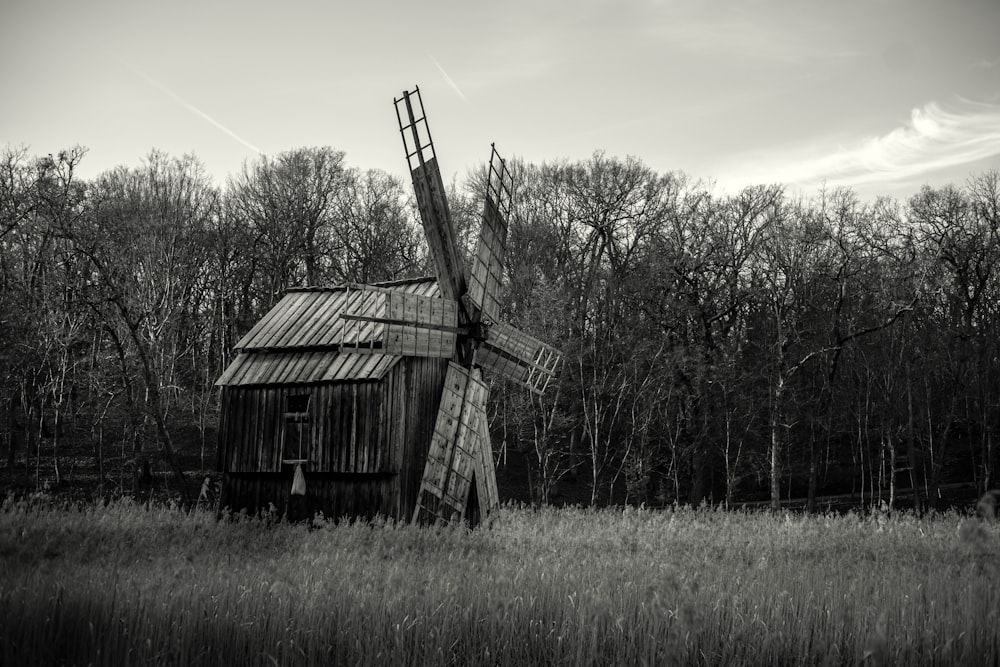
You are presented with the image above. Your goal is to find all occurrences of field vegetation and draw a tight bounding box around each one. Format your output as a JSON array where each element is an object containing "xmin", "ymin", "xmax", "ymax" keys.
[{"xmin": 2, "ymin": 498, "xmax": 997, "ymax": 666}]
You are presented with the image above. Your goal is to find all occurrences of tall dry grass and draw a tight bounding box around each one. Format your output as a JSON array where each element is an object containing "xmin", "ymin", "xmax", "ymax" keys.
[{"xmin": 1, "ymin": 497, "xmax": 997, "ymax": 665}]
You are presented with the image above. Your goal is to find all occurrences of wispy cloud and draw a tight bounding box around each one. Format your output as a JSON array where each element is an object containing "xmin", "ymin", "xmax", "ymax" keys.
[
  {"xmin": 95, "ymin": 42, "xmax": 262, "ymax": 155},
  {"xmin": 128, "ymin": 66, "xmax": 263, "ymax": 155},
  {"xmin": 428, "ymin": 53, "xmax": 469, "ymax": 104},
  {"xmin": 719, "ymin": 100, "xmax": 1000, "ymax": 192}
]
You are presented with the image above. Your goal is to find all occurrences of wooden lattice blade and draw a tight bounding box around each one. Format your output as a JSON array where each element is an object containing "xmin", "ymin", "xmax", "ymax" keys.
[
  {"xmin": 473, "ymin": 405, "xmax": 500, "ymax": 517},
  {"xmin": 383, "ymin": 290, "xmax": 460, "ymax": 358},
  {"xmin": 478, "ymin": 321, "xmax": 562, "ymax": 395},
  {"xmin": 411, "ymin": 158, "xmax": 467, "ymax": 305},
  {"xmin": 413, "ymin": 363, "xmax": 488, "ymax": 524},
  {"xmin": 339, "ymin": 286, "xmax": 460, "ymax": 358},
  {"xmin": 468, "ymin": 147, "xmax": 512, "ymax": 323}
]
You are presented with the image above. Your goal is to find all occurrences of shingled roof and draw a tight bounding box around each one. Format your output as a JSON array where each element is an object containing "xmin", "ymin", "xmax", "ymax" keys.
[{"xmin": 216, "ymin": 277, "xmax": 439, "ymax": 386}]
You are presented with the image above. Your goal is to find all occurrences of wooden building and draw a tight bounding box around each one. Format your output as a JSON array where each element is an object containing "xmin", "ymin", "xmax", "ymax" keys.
[{"xmin": 215, "ymin": 278, "xmax": 450, "ymax": 520}]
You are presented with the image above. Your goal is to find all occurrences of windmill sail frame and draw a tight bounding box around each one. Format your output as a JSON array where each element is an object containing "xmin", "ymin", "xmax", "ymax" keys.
[{"xmin": 386, "ymin": 86, "xmax": 563, "ymax": 523}]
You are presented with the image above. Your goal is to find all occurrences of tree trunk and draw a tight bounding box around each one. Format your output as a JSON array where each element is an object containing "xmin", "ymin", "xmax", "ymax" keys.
[
  {"xmin": 769, "ymin": 378, "xmax": 785, "ymax": 511},
  {"xmin": 689, "ymin": 446, "xmax": 706, "ymax": 505},
  {"xmin": 7, "ymin": 427, "xmax": 17, "ymax": 471},
  {"xmin": 4, "ymin": 397, "xmax": 16, "ymax": 470},
  {"xmin": 887, "ymin": 430, "xmax": 897, "ymax": 510},
  {"xmin": 723, "ymin": 412, "xmax": 737, "ymax": 508},
  {"xmin": 590, "ymin": 436, "xmax": 600, "ymax": 507},
  {"xmin": 51, "ymin": 403, "xmax": 61, "ymax": 486},
  {"xmin": 806, "ymin": 436, "xmax": 817, "ymax": 514},
  {"xmin": 34, "ymin": 406, "xmax": 43, "ymax": 490},
  {"xmin": 983, "ymin": 429, "xmax": 992, "ymax": 494},
  {"xmin": 107, "ymin": 310, "xmax": 192, "ymax": 505},
  {"xmin": 906, "ymin": 377, "xmax": 922, "ymax": 514}
]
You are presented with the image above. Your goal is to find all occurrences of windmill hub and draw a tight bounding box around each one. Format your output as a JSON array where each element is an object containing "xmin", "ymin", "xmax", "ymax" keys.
[{"xmin": 469, "ymin": 320, "xmax": 490, "ymax": 343}]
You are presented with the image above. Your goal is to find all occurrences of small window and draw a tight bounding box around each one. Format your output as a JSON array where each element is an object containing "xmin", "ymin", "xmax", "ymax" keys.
[
  {"xmin": 285, "ymin": 393, "xmax": 311, "ymax": 423},
  {"xmin": 283, "ymin": 392, "xmax": 312, "ymax": 466}
]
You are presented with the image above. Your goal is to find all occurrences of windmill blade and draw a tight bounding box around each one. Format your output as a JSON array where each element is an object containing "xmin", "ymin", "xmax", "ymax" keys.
[
  {"xmin": 413, "ymin": 363, "xmax": 488, "ymax": 524},
  {"xmin": 468, "ymin": 145, "xmax": 513, "ymax": 323},
  {"xmin": 411, "ymin": 158, "xmax": 467, "ymax": 304},
  {"xmin": 473, "ymin": 405, "xmax": 500, "ymax": 517},
  {"xmin": 395, "ymin": 87, "xmax": 467, "ymax": 304},
  {"xmin": 340, "ymin": 286, "xmax": 460, "ymax": 358},
  {"xmin": 382, "ymin": 290, "xmax": 460, "ymax": 357},
  {"xmin": 478, "ymin": 321, "xmax": 562, "ymax": 394}
]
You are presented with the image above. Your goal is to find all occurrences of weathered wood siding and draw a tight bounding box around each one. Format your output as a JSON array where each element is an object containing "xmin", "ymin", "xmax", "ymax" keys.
[
  {"xmin": 219, "ymin": 383, "xmax": 388, "ymax": 474},
  {"xmin": 217, "ymin": 356, "xmax": 448, "ymax": 520}
]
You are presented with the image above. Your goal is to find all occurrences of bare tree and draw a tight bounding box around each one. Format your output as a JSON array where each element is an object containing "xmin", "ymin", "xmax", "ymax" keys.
[
  {"xmin": 330, "ymin": 168, "xmax": 422, "ymax": 283},
  {"xmin": 67, "ymin": 151, "xmax": 219, "ymax": 503},
  {"xmin": 227, "ymin": 147, "xmax": 347, "ymax": 305}
]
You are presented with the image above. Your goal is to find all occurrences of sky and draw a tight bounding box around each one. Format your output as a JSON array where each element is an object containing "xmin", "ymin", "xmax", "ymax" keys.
[{"xmin": 2, "ymin": 0, "xmax": 999, "ymax": 202}]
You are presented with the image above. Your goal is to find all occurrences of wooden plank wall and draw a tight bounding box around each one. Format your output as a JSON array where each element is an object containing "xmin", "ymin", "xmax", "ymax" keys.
[
  {"xmin": 217, "ymin": 356, "xmax": 449, "ymax": 520},
  {"xmin": 219, "ymin": 383, "xmax": 389, "ymax": 474}
]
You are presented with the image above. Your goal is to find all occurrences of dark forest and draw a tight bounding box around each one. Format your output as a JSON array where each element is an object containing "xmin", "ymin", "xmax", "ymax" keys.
[{"xmin": 2, "ymin": 144, "xmax": 998, "ymax": 512}]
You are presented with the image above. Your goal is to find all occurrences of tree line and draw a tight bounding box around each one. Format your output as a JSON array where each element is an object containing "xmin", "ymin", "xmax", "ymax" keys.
[{"xmin": 2, "ymin": 144, "xmax": 998, "ymax": 511}]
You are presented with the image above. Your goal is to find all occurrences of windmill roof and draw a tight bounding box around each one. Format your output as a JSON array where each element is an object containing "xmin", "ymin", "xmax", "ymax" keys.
[
  {"xmin": 234, "ymin": 278, "xmax": 440, "ymax": 351},
  {"xmin": 216, "ymin": 350, "xmax": 399, "ymax": 386},
  {"xmin": 215, "ymin": 277, "xmax": 439, "ymax": 387}
]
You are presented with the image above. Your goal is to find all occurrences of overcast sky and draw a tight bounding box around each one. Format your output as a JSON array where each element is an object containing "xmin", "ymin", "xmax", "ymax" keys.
[{"xmin": 2, "ymin": 0, "xmax": 998, "ymax": 202}]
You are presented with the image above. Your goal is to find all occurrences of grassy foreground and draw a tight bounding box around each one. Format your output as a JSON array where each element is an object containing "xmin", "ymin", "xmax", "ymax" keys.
[{"xmin": 1, "ymin": 498, "xmax": 997, "ymax": 666}]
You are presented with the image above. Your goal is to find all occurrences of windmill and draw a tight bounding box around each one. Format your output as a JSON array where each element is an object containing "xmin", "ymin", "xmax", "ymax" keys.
[{"xmin": 341, "ymin": 86, "xmax": 562, "ymax": 524}]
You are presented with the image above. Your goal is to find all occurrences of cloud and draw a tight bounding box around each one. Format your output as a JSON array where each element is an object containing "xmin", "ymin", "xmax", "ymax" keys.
[
  {"xmin": 95, "ymin": 42, "xmax": 262, "ymax": 155},
  {"xmin": 128, "ymin": 67, "xmax": 263, "ymax": 155},
  {"xmin": 719, "ymin": 100, "xmax": 1000, "ymax": 192}
]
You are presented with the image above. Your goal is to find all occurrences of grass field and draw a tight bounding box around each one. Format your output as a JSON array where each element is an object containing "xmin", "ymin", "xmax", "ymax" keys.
[{"xmin": 1, "ymin": 498, "xmax": 997, "ymax": 666}]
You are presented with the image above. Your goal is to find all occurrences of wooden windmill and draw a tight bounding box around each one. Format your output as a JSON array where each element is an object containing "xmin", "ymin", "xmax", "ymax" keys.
[
  {"xmin": 214, "ymin": 87, "xmax": 560, "ymax": 524},
  {"xmin": 341, "ymin": 87, "xmax": 562, "ymax": 523}
]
